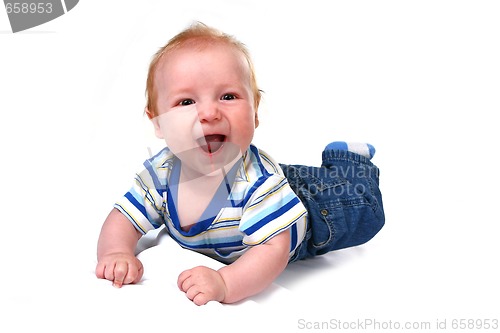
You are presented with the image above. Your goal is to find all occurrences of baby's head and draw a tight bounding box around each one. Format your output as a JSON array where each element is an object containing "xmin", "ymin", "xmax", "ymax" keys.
[
  {"xmin": 145, "ymin": 22, "xmax": 261, "ymax": 119},
  {"xmin": 145, "ymin": 22, "xmax": 262, "ymax": 175}
]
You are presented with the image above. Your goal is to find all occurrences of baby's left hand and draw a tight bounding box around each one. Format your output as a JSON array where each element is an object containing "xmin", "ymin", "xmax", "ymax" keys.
[{"xmin": 177, "ymin": 266, "xmax": 227, "ymax": 306}]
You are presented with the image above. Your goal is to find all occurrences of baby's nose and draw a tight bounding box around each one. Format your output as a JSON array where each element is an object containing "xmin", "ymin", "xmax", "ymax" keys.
[{"xmin": 197, "ymin": 103, "xmax": 221, "ymax": 122}]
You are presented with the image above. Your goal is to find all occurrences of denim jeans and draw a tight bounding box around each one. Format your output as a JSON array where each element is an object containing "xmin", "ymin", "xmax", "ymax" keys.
[{"xmin": 281, "ymin": 149, "xmax": 385, "ymax": 262}]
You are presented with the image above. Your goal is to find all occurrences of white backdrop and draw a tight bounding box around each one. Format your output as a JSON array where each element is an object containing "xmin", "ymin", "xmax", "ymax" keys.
[{"xmin": 1, "ymin": 1, "xmax": 499, "ymax": 332}]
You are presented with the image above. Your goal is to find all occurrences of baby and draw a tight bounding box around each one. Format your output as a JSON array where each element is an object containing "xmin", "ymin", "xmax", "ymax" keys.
[{"xmin": 95, "ymin": 22, "xmax": 385, "ymax": 305}]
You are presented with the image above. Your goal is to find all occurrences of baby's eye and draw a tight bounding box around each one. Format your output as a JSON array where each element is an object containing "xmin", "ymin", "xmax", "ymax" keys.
[
  {"xmin": 221, "ymin": 94, "xmax": 236, "ymax": 101},
  {"xmin": 179, "ymin": 99, "xmax": 195, "ymax": 106}
]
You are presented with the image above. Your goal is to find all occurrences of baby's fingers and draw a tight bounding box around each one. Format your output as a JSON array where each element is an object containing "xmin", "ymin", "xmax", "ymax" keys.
[
  {"xmin": 96, "ymin": 254, "xmax": 143, "ymax": 287},
  {"xmin": 193, "ymin": 292, "xmax": 213, "ymax": 306},
  {"xmin": 177, "ymin": 269, "xmax": 192, "ymax": 291},
  {"xmin": 129, "ymin": 261, "xmax": 144, "ymax": 284},
  {"xmin": 116, "ymin": 260, "xmax": 144, "ymax": 287},
  {"xmin": 95, "ymin": 261, "xmax": 106, "ymax": 279},
  {"xmin": 111, "ymin": 261, "xmax": 129, "ymax": 288}
]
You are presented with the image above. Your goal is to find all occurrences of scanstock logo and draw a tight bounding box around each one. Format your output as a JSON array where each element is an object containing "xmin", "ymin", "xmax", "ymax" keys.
[{"xmin": 3, "ymin": 0, "xmax": 79, "ymax": 33}]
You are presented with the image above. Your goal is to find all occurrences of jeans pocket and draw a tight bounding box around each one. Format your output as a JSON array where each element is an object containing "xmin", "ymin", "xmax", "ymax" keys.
[
  {"xmin": 307, "ymin": 178, "xmax": 373, "ymax": 254},
  {"xmin": 309, "ymin": 201, "xmax": 349, "ymax": 255}
]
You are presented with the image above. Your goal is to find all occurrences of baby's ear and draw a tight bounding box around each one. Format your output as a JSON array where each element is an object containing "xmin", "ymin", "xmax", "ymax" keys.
[
  {"xmin": 145, "ymin": 107, "xmax": 154, "ymax": 120},
  {"xmin": 145, "ymin": 107, "xmax": 164, "ymax": 139},
  {"xmin": 254, "ymin": 111, "xmax": 259, "ymax": 128}
]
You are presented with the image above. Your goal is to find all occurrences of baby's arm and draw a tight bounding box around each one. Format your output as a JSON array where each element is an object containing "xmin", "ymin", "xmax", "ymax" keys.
[
  {"xmin": 95, "ymin": 208, "xmax": 143, "ymax": 287},
  {"xmin": 177, "ymin": 229, "xmax": 290, "ymax": 305}
]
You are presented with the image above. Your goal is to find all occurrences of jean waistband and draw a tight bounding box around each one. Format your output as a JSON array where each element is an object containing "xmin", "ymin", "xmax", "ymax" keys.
[{"xmin": 321, "ymin": 149, "xmax": 377, "ymax": 169}]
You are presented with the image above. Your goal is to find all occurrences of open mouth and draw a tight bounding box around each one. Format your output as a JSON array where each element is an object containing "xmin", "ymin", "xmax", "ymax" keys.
[{"xmin": 197, "ymin": 134, "xmax": 226, "ymax": 154}]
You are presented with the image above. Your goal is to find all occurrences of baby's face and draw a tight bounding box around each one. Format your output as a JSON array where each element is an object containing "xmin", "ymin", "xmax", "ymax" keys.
[{"xmin": 151, "ymin": 43, "xmax": 257, "ymax": 176}]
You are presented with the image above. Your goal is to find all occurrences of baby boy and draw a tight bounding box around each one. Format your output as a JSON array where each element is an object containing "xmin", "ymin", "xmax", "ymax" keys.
[{"xmin": 95, "ymin": 22, "xmax": 384, "ymax": 306}]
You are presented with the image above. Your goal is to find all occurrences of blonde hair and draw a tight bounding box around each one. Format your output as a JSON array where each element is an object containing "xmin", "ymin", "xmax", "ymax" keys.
[{"xmin": 145, "ymin": 22, "xmax": 262, "ymax": 118}]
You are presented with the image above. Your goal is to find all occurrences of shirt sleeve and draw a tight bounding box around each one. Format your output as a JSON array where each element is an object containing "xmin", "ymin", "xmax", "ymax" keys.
[
  {"xmin": 114, "ymin": 158, "xmax": 167, "ymax": 235},
  {"xmin": 239, "ymin": 174, "xmax": 307, "ymax": 246}
]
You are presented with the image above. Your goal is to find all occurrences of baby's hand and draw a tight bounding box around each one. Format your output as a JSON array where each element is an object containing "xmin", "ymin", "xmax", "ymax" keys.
[
  {"xmin": 177, "ymin": 266, "xmax": 227, "ymax": 306},
  {"xmin": 95, "ymin": 253, "xmax": 143, "ymax": 288}
]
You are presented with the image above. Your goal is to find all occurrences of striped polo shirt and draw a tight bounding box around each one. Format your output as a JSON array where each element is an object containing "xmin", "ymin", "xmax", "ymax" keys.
[{"xmin": 115, "ymin": 144, "xmax": 307, "ymax": 264}]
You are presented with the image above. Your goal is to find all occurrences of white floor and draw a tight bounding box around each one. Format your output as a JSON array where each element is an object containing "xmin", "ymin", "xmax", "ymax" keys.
[{"xmin": 1, "ymin": 1, "xmax": 499, "ymax": 332}]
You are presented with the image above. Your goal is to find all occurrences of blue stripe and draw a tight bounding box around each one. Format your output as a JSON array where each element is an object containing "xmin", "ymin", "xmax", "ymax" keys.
[
  {"xmin": 240, "ymin": 145, "xmax": 273, "ymax": 207},
  {"xmin": 259, "ymin": 153, "xmax": 279, "ymax": 173},
  {"xmin": 290, "ymin": 223, "xmax": 297, "ymax": 251},
  {"xmin": 250, "ymin": 144, "xmax": 271, "ymax": 177},
  {"xmin": 170, "ymin": 234, "xmax": 243, "ymax": 249},
  {"xmin": 166, "ymin": 186, "xmax": 180, "ymax": 231},
  {"xmin": 182, "ymin": 215, "xmax": 217, "ymax": 236},
  {"xmin": 244, "ymin": 196, "xmax": 301, "ymax": 236},
  {"xmin": 143, "ymin": 159, "xmax": 167, "ymax": 196},
  {"xmin": 210, "ymin": 220, "xmax": 241, "ymax": 230},
  {"xmin": 135, "ymin": 175, "xmax": 162, "ymax": 213},
  {"xmin": 249, "ymin": 178, "xmax": 287, "ymax": 208},
  {"xmin": 124, "ymin": 192, "xmax": 147, "ymax": 217},
  {"xmin": 243, "ymin": 191, "xmax": 296, "ymax": 230},
  {"xmin": 241, "ymin": 176, "xmax": 267, "ymax": 207}
]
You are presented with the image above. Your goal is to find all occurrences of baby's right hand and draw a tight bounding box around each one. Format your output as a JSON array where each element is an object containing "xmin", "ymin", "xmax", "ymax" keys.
[{"xmin": 95, "ymin": 253, "xmax": 144, "ymax": 288}]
